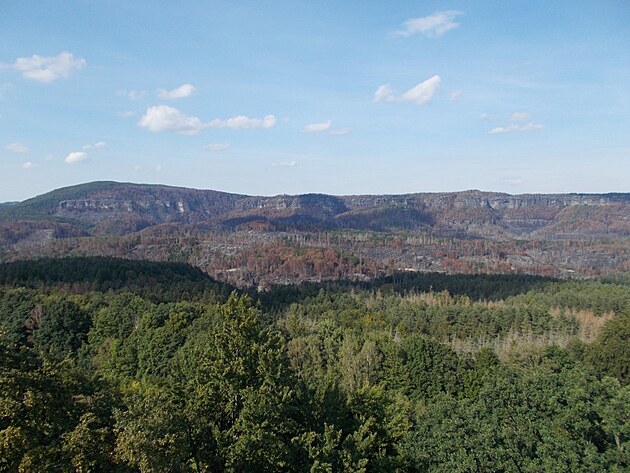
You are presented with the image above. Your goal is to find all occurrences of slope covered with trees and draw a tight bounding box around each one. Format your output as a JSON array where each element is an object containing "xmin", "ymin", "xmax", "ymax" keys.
[{"xmin": 0, "ymin": 258, "xmax": 628, "ymax": 471}]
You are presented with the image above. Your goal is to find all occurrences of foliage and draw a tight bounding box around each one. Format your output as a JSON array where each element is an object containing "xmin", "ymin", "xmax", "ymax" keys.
[{"xmin": 0, "ymin": 257, "xmax": 628, "ymax": 471}]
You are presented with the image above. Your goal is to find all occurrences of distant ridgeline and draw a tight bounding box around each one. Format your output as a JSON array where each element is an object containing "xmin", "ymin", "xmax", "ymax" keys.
[
  {"xmin": 0, "ymin": 181, "xmax": 628, "ymax": 283},
  {"xmin": 1, "ymin": 181, "xmax": 628, "ymax": 237}
]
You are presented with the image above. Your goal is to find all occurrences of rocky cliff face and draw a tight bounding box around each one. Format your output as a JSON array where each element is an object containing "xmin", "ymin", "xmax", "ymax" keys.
[{"xmin": 1, "ymin": 182, "xmax": 628, "ymax": 240}]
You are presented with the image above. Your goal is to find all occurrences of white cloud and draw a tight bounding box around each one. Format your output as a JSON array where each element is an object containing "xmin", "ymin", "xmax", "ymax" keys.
[
  {"xmin": 272, "ymin": 160, "xmax": 296, "ymax": 167},
  {"xmin": 303, "ymin": 120, "xmax": 332, "ymax": 133},
  {"xmin": 64, "ymin": 151, "xmax": 87, "ymax": 164},
  {"xmin": 489, "ymin": 122, "xmax": 544, "ymax": 134},
  {"xmin": 374, "ymin": 75, "xmax": 441, "ymax": 106},
  {"xmin": 138, "ymin": 105, "xmax": 206, "ymax": 135},
  {"xmin": 449, "ymin": 90, "xmax": 463, "ymax": 102},
  {"xmin": 9, "ymin": 52, "xmax": 85, "ymax": 82},
  {"xmin": 21, "ymin": 161, "xmax": 35, "ymax": 169},
  {"xmin": 510, "ymin": 112, "xmax": 531, "ymax": 122},
  {"xmin": 479, "ymin": 113, "xmax": 491, "ymax": 120},
  {"xmin": 205, "ymin": 143, "xmax": 231, "ymax": 151},
  {"xmin": 396, "ymin": 11, "xmax": 463, "ymax": 38},
  {"xmin": 138, "ymin": 106, "xmax": 277, "ymax": 134},
  {"xmin": 6, "ymin": 142, "xmax": 29, "ymax": 153},
  {"xmin": 373, "ymin": 84, "xmax": 395, "ymax": 103},
  {"xmin": 401, "ymin": 75, "xmax": 441, "ymax": 105},
  {"xmin": 157, "ymin": 83, "xmax": 196, "ymax": 99}
]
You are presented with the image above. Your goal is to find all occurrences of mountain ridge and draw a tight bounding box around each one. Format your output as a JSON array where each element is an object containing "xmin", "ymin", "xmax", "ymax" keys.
[
  {"xmin": 1, "ymin": 182, "xmax": 628, "ymax": 284},
  {"xmin": 2, "ymin": 181, "xmax": 628, "ymax": 239}
]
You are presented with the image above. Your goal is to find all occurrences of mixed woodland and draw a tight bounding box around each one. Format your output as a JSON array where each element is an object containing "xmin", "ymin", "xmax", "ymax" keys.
[{"xmin": 0, "ymin": 257, "xmax": 628, "ymax": 472}]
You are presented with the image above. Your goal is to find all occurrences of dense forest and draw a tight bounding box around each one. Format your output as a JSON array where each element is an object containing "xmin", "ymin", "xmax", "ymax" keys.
[{"xmin": 0, "ymin": 257, "xmax": 628, "ymax": 471}]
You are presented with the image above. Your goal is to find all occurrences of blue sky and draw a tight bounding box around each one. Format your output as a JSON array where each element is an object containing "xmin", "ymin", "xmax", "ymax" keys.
[{"xmin": 1, "ymin": 1, "xmax": 629, "ymax": 201}]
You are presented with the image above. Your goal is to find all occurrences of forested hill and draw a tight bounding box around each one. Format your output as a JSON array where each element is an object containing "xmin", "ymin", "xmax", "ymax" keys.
[
  {"xmin": 0, "ymin": 256, "xmax": 235, "ymax": 302},
  {"xmin": 1, "ymin": 181, "xmax": 628, "ymax": 238}
]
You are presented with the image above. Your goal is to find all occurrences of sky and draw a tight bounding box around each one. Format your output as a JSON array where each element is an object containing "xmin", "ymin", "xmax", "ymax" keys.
[{"xmin": 1, "ymin": 1, "xmax": 629, "ymax": 201}]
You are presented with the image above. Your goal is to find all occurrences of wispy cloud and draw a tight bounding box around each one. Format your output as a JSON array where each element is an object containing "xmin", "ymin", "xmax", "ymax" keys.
[
  {"xmin": 272, "ymin": 160, "xmax": 296, "ymax": 167},
  {"xmin": 138, "ymin": 106, "xmax": 277, "ymax": 135},
  {"xmin": 157, "ymin": 83, "xmax": 196, "ymax": 99},
  {"xmin": 82, "ymin": 141, "xmax": 106, "ymax": 150},
  {"xmin": 374, "ymin": 75, "xmax": 441, "ymax": 105},
  {"xmin": 489, "ymin": 113, "xmax": 543, "ymax": 134},
  {"xmin": 205, "ymin": 143, "xmax": 230, "ymax": 151},
  {"xmin": 64, "ymin": 151, "xmax": 87, "ymax": 164},
  {"xmin": 489, "ymin": 122, "xmax": 544, "ymax": 134},
  {"xmin": 303, "ymin": 120, "xmax": 332, "ymax": 133},
  {"xmin": 396, "ymin": 11, "xmax": 463, "ymax": 38},
  {"xmin": 6, "ymin": 142, "xmax": 29, "ymax": 153},
  {"xmin": 118, "ymin": 89, "xmax": 146, "ymax": 100},
  {"xmin": 373, "ymin": 84, "xmax": 395, "ymax": 103},
  {"xmin": 21, "ymin": 161, "xmax": 35, "ymax": 169},
  {"xmin": 5, "ymin": 52, "xmax": 85, "ymax": 82},
  {"xmin": 302, "ymin": 120, "xmax": 350, "ymax": 136},
  {"xmin": 510, "ymin": 112, "xmax": 531, "ymax": 122},
  {"xmin": 209, "ymin": 114, "xmax": 277, "ymax": 129}
]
